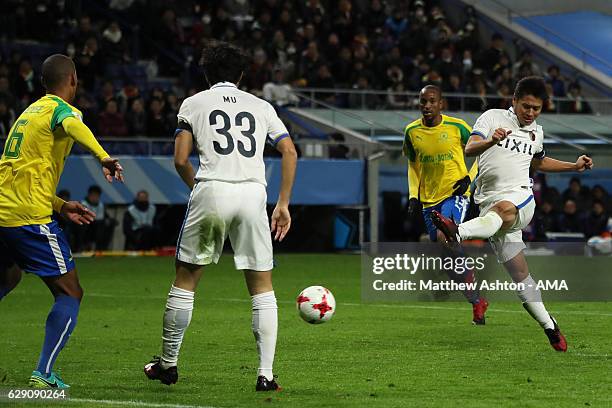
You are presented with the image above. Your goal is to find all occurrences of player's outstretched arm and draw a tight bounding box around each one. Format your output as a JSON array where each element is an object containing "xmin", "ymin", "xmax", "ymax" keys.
[
  {"xmin": 61, "ymin": 116, "xmax": 124, "ymax": 182},
  {"xmin": 532, "ymin": 154, "xmax": 593, "ymax": 173},
  {"xmin": 464, "ymin": 128, "xmax": 510, "ymax": 156},
  {"xmin": 174, "ymin": 130, "xmax": 196, "ymax": 190},
  {"xmin": 271, "ymin": 137, "xmax": 297, "ymax": 241}
]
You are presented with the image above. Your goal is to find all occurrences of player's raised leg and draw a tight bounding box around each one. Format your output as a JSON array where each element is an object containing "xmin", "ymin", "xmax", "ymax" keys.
[
  {"xmin": 502, "ymin": 251, "xmax": 567, "ymax": 351},
  {"xmin": 432, "ymin": 200, "xmax": 518, "ymax": 243},
  {"xmin": 145, "ymin": 261, "xmax": 201, "ymax": 385},
  {"xmin": 244, "ymin": 270, "xmax": 280, "ymax": 391}
]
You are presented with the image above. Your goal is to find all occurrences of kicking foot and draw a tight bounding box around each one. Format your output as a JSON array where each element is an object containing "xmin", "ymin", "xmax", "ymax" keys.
[
  {"xmin": 144, "ymin": 356, "xmax": 178, "ymax": 385},
  {"xmin": 431, "ymin": 210, "xmax": 461, "ymax": 243}
]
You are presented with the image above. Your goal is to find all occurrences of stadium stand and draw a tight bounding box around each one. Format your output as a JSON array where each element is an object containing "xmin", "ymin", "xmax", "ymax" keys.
[{"xmin": 0, "ymin": 0, "xmax": 610, "ymax": 249}]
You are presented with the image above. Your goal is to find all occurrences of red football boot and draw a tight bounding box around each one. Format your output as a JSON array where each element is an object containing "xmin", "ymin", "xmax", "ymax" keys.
[
  {"xmin": 544, "ymin": 316, "xmax": 567, "ymax": 352},
  {"xmin": 472, "ymin": 297, "xmax": 489, "ymax": 325},
  {"xmin": 430, "ymin": 210, "xmax": 461, "ymax": 243}
]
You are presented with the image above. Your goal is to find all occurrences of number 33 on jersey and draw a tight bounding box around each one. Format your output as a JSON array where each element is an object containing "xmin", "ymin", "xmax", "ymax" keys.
[{"xmin": 177, "ymin": 81, "xmax": 289, "ymax": 186}]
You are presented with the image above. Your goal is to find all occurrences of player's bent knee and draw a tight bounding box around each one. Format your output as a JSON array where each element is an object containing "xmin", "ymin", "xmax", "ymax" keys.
[
  {"xmin": 45, "ymin": 269, "xmax": 84, "ymax": 301},
  {"xmin": 491, "ymin": 203, "xmax": 517, "ymax": 225},
  {"xmin": 63, "ymin": 277, "xmax": 84, "ymax": 301}
]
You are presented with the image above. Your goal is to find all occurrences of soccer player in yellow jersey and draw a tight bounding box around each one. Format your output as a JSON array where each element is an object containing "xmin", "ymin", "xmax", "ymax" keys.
[
  {"xmin": 403, "ymin": 85, "xmax": 488, "ymax": 324},
  {"xmin": 0, "ymin": 54, "xmax": 123, "ymax": 388}
]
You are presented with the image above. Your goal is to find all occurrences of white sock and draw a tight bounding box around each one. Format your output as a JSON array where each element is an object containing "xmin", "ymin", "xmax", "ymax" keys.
[
  {"xmin": 251, "ymin": 291, "xmax": 278, "ymax": 381},
  {"xmin": 458, "ymin": 211, "xmax": 503, "ymax": 240},
  {"xmin": 516, "ymin": 275, "xmax": 554, "ymax": 330},
  {"xmin": 161, "ymin": 285, "xmax": 194, "ymax": 369}
]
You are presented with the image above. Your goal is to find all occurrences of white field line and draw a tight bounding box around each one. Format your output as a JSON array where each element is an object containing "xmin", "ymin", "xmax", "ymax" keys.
[
  {"xmin": 82, "ymin": 292, "xmax": 612, "ymax": 317},
  {"xmin": 68, "ymin": 398, "xmax": 219, "ymax": 408},
  {"xmin": 571, "ymin": 353, "xmax": 611, "ymax": 358},
  {"xmin": 9, "ymin": 289, "xmax": 612, "ymax": 317}
]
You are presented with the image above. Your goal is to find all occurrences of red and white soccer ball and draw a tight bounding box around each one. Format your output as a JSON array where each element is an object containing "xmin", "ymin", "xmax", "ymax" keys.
[{"xmin": 296, "ymin": 286, "xmax": 336, "ymax": 324}]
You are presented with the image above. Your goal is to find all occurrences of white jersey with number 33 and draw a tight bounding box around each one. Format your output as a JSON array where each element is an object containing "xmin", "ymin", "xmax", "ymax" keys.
[{"xmin": 177, "ymin": 82, "xmax": 289, "ymax": 186}]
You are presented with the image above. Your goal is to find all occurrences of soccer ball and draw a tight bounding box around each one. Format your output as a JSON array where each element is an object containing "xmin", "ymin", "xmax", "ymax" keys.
[{"xmin": 296, "ymin": 286, "xmax": 336, "ymax": 324}]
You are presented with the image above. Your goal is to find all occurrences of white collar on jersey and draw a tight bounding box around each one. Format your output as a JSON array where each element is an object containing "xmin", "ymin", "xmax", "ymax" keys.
[
  {"xmin": 507, "ymin": 106, "xmax": 537, "ymax": 131},
  {"xmin": 210, "ymin": 82, "xmax": 238, "ymax": 90}
]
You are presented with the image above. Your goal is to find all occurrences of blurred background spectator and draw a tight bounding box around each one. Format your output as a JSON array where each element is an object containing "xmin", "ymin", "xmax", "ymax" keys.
[
  {"xmin": 532, "ymin": 200, "xmax": 558, "ymax": 241},
  {"xmin": 75, "ymin": 185, "xmax": 117, "ymax": 251},
  {"xmin": 98, "ymin": 99, "xmax": 128, "ymax": 137},
  {"xmin": 123, "ymin": 190, "xmax": 158, "ymax": 250},
  {"xmin": 557, "ymin": 199, "xmax": 583, "ymax": 234},
  {"xmin": 262, "ymin": 68, "xmax": 299, "ymax": 106},
  {"xmin": 562, "ymin": 177, "xmax": 591, "ymax": 212},
  {"xmin": 564, "ymin": 82, "xmax": 592, "ymax": 114},
  {"xmin": 584, "ymin": 200, "xmax": 609, "ymax": 239}
]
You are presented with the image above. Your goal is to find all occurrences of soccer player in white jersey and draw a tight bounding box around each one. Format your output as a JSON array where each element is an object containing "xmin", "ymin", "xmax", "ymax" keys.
[
  {"xmin": 432, "ymin": 77, "xmax": 593, "ymax": 352},
  {"xmin": 144, "ymin": 42, "xmax": 297, "ymax": 391}
]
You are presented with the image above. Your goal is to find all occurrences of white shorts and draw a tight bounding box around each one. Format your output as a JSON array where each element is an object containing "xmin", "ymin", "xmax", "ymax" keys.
[
  {"xmin": 478, "ymin": 189, "xmax": 536, "ymax": 263},
  {"xmin": 176, "ymin": 180, "xmax": 274, "ymax": 271}
]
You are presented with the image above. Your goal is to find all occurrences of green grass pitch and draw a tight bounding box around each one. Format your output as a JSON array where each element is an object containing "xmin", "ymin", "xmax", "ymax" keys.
[{"xmin": 1, "ymin": 254, "xmax": 611, "ymax": 407}]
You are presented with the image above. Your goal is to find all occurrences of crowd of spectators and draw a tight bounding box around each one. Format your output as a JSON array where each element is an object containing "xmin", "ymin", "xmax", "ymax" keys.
[
  {"xmin": 530, "ymin": 177, "xmax": 612, "ymax": 241},
  {"xmin": 0, "ymin": 0, "xmax": 594, "ymax": 140}
]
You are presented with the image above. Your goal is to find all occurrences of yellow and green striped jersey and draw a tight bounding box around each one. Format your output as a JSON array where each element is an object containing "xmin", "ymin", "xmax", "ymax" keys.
[
  {"xmin": 402, "ymin": 114, "xmax": 477, "ymax": 208},
  {"xmin": 0, "ymin": 94, "xmax": 88, "ymax": 226}
]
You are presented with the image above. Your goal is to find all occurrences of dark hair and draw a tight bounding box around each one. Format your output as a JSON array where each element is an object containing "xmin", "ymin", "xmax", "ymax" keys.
[
  {"xmin": 200, "ymin": 41, "xmax": 249, "ymax": 87},
  {"xmin": 514, "ymin": 76, "xmax": 548, "ymax": 101},
  {"xmin": 41, "ymin": 54, "xmax": 75, "ymax": 91},
  {"xmin": 88, "ymin": 185, "xmax": 102, "ymax": 195}
]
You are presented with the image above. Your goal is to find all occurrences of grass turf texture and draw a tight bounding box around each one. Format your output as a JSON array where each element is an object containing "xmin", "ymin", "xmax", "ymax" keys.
[{"xmin": 1, "ymin": 255, "xmax": 610, "ymax": 408}]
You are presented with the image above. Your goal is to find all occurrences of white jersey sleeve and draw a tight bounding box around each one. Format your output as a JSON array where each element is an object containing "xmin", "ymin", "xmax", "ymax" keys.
[
  {"xmin": 471, "ymin": 110, "xmax": 496, "ymax": 139},
  {"xmin": 177, "ymin": 97, "xmax": 194, "ymax": 130},
  {"xmin": 265, "ymin": 102, "xmax": 289, "ymax": 145}
]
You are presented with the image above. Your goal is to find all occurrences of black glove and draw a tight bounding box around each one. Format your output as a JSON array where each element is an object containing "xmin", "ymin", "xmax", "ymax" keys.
[
  {"xmin": 452, "ymin": 175, "xmax": 471, "ymax": 196},
  {"xmin": 407, "ymin": 198, "xmax": 420, "ymax": 215}
]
